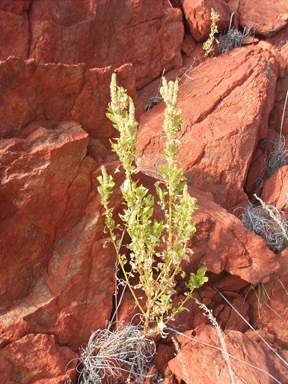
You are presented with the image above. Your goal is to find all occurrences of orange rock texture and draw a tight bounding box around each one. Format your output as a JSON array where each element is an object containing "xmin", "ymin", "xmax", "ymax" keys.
[{"xmin": 1, "ymin": 0, "xmax": 288, "ymax": 383}]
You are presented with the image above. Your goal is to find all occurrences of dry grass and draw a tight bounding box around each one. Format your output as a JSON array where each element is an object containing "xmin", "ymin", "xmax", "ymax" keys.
[
  {"xmin": 77, "ymin": 325, "xmax": 156, "ymax": 384},
  {"xmin": 240, "ymin": 195, "xmax": 288, "ymax": 253}
]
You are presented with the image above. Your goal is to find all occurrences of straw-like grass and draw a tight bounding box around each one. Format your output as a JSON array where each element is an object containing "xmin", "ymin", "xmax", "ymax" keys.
[
  {"xmin": 240, "ymin": 195, "xmax": 288, "ymax": 253},
  {"xmin": 77, "ymin": 324, "xmax": 156, "ymax": 383}
]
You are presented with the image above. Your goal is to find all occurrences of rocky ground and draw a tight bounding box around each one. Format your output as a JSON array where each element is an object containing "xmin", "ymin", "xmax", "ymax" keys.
[{"xmin": 0, "ymin": 0, "xmax": 288, "ymax": 383}]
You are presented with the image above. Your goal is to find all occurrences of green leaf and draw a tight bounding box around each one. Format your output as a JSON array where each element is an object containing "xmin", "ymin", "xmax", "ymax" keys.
[
  {"xmin": 197, "ymin": 267, "xmax": 207, "ymax": 277},
  {"xmin": 175, "ymin": 182, "xmax": 186, "ymax": 193}
]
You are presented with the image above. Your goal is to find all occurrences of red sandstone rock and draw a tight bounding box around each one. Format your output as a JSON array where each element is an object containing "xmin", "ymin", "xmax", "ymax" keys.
[
  {"xmin": 189, "ymin": 185, "xmax": 278, "ymax": 284},
  {"xmin": 245, "ymin": 127, "xmax": 288, "ymax": 200},
  {"xmin": 0, "ymin": 1, "xmax": 31, "ymax": 61},
  {"xmin": 0, "ymin": 128, "xmax": 126, "ymax": 351},
  {"xmin": 181, "ymin": 34, "xmax": 197, "ymax": 55},
  {"xmin": 0, "ymin": 57, "xmax": 136, "ymax": 146},
  {"xmin": 19, "ymin": 0, "xmax": 183, "ymax": 89},
  {"xmin": 0, "ymin": 121, "xmax": 88, "ymax": 309},
  {"xmin": 180, "ymin": 0, "xmax": 230, "ymax": 42},
  {"xmin": 237, "ymin": 0, "xmax": 288, "ymax": 36},
  {"xmin": 0, "ymin": 0, "xmax": 184, "ymax": 89},
  {"xmin": 137, "ymin": 44, "xmax": 278, "ymax": 210},
  {"xmin": 248, "ymin": 247, "xmax": 288, "ymax": 347},
  {"xmin": 267, "ymin": 25, "xmax": 288, "ymax": 51},
  {"xmin": 260, "ymin": 165, "xmax": 288, "ymax": 211},
  {"xmin": 0, "ymin": 333, "xmax": 77, "ymax": 384},
  {"xmin": 169, "ymin": 325, "xmax": 288, "ymax": 383}
]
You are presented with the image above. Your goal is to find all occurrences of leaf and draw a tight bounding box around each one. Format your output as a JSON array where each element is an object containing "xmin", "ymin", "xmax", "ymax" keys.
[
  {"xmin": 175, "ymin": 182, "xmax": 186, "ymax": 193},
  {"xmin": 197, "ymin": 267, "xmax": 207, "ymax": 277}
]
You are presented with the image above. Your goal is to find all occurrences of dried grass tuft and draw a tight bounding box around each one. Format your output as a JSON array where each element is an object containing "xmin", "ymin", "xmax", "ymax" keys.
[
  {"xmin": 240, "ymin": 195, "xmax": 288, "ymax": 253},
  {"xmin": 266, "ymin": 135, "xmax": 288, "ymax": 179},
  {"xmin": 218, "ymin": 12, "xmax": 256, "ymax": 54},
  {"xmin": 78, "ymin": 324, "xmax": 156, "ymax": 383}
]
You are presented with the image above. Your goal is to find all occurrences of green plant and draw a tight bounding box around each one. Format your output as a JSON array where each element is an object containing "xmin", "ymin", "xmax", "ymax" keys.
[
  {"xmin": 97, "ymin": 74, "xmax": 207, "ymax": 337},
  {"xmin": 203, "ymin": 8, "xmax": 220, "ymax": 59}
]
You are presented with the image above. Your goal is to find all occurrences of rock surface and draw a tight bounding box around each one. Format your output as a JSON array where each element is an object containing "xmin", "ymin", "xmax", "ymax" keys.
[
  {"xmin": 260, "ymin": 165, "xmax": 288, "ymax": 211},
  {"xmin": 0, "ymin": 125, "xmax": 127, "ymax": 352},
  {"xmin": 0, "ymin": 333, "xmax": 77, "ymax": 384},
  {"xmin": 0, "ymin": 0, "xmax": 184, "ymax": 89},
  {"xmin": 0, "ymin": 57, "xmax": 136, "ymax": 145},
  {"xmin": 237, "ymin": 0, "xmax": 288, "ymax": 36},
  {"xmin": 137, "ymin": 44, "xmax": 278, "ymax": 210},
  {"xmin": 1, "ymin": 2, "xmax": 288, "ymax": 382},
  {"xmin": 0, "ymin": 0, "xmax": 31, "ymax": 61},
  {"xmin": 168, "ymin": 325, "xmax": 288, "ymax": 383},
  {"xmin": 248, "ymin": 247, "xmax": 288, "ymax": 348},
  {"xmin": 180, "ymin": 0, "xmax": 230, "ymax": 42}
]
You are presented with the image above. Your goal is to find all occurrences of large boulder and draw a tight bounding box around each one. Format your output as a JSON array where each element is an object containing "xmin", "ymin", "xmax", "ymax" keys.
[
  {"xmin": 237, "ymin": 0, "xmax": 288, "ymax": 36},
  {"xmin": 137, "ymin": 43, "xmax": 278, "ymax": 210},
  {"xmin": 0, "ymin": 0, "xmax": 31, "ymax": 61},
  {"xmin": 0, "ymin": 57, "xmax": 136, "ymax": 145},
  {"xmin": 0, "ymin": 123, "xmax": 126, "ymax": 351},
  {"xmin": 0, "ymin": 333, "xmax": 77, "ymax": 384},
  {"xmin": 180, "ymin": 0, "xmax": 230, "ymax": 42},
  {"xmin": 248, "ymin": 247, "xmax": 288, "ymax": 348},
  {"xmin": 0, "ymin": 0, "xmax": 184, "ymax": 89},
  {"xmin": 168, "ymin": 325, "xmax": 288, "ymax": 383}
]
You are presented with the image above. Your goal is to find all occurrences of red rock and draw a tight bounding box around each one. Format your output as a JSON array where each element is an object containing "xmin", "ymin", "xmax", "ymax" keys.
[
  {"xmin": 245, "ymin": 126, "xmax": 288, "ymax": 200},
  {"xmin": 169, "ymin": 325, "xmax": 288, "ymax": 383},
  {"xmin": 0, "ymin": 121, "xmax": 89, "ymax": 309},
  {"xmin": 0, "ymin": 1, "xmax": 31, "ymax": 61},
  {"xmin": 248, "ymin": 247, "xmax": 288, "ymax": 347},
  {"xmin": 237, "ymin": 0, "xmax": 288, "ymax": 36},
  {"xmin": 180, "ymin": 0, "xmax": 230, "ymax": 42},
  {"xmin": 225, "ymin": 296, "xmax": 250, "ymax": 332},
  {"xmin": 26, "ymin": 0, "xmax": 183, "ymax": 89},
  {"xmin": 152, "ymin": 344, "xmax": 175, "ymax": 374},
  {"xmin": 137, "ymin": 44, "xmax": 278, "ymax": 210},
  {"xmin": 0, "ymin": 333, "xmax": 78, "ymax": 384},
  {"xmin": 0, "ymin": 57, "xmax": 136, "ymax": 146},
  {"xmin": 245, "ymin": 329, "xmax": 275, "ymax": 344},
  {"xmin": 181, "ymin": 34, "xmax": 197, "ymax": 55},
  {"xmin": 0, "ymin": 132, "xmax": 125, "ymax": 350},
  {"xmin": 137, "ymin": 55, "xmax": 199, "ymax": 115},
  {"xmin": 245, "ymin": 148, "xmax": 267, "ymax": 197},
  {"xmin": 260, "ymin": 165, "xmax": 288, "ymax": 211},
  {"xmin": 268, "ymin": 45, "xmax": 288, "ymax": 137},
  {"xmin": 212, "ymin": 273, "xmax": 250, "ymax": 291},
  {"xmin": 267, "ymin": 25, "xmax": 288, "ymax": 51}
]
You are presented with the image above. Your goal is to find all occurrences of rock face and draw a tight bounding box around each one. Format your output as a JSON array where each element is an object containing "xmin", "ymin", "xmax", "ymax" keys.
[
  {"xmin": 0, "ymin": 121, "xmax": 88, "ymax": 308},
  {"xmin": 180, "ymin": 0, "xmax": 230, "ymax": 42},
  {"xmin": 260, "ymin": 165, "xmax": 288, "ymax": 210},
  {"xmin": 0, "ymin": 123, "xmax": 128, "ymax": 353},
  {"xmin": 0, "ymin": 0, "xmax": 184, "ymax": 89},
  {"xmin": 248, "ymin": 243, "xmax": 288, "ymax": 350},
  {"xmin": 1, "ymin": 1, "xmax": 288, "ymax": 382},
  {"xmin": 237, "ymin": 0, "xmax": 288, "ymax": 36},
  {"xmin": 0, "ymin": 0, "xmax": 32, "ymax": 61},
  {"xmin": 137, "ymin": 43, "xmax": 278, "ymax": 210},
  {"xmin": 168, "ymin": 325, "xmax": 288, "ymax": 383},
  {"xmin": 0, "ymin": 333, "xmax": 77, "ymax": 384},
  {"xmin": 0, "ymin": 57, "xmax": 136, "ymax": 145}
]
